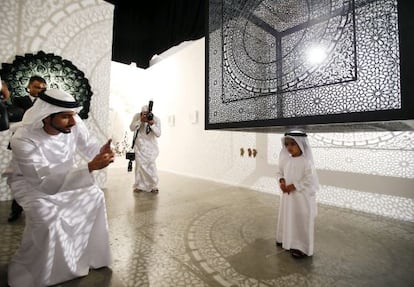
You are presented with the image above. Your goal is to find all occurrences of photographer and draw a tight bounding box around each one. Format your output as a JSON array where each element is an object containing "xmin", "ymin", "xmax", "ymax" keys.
[{"xmin": 129, "ymin": 102, "xmax": 161, "ymax": 194}]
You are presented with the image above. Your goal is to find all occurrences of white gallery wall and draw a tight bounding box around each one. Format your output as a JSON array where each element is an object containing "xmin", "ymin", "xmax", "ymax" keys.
[
  {"xmin": 110, "ymin": 38, "xmax": 414, "ymax": 222},
  {"xmin": 0, "ymin": 0, "xmax": 114, "ymax": 200}
]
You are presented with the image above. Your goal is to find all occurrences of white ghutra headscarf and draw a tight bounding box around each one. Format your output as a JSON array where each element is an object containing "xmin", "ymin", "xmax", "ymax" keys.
[
  {"xmin": 141, "ymin": 105, "xmax": 149, "ymax": 112},
  {"xmin": 279, "ymin": 130, "xmax": 319, "ymax": 198},
  {"xmin": 20, "ymin": 89, "xmax": 82, "ymax": 130},
  {"xmin": 279, "ymin": 130, "xmax": 315, "ymax": 165}
]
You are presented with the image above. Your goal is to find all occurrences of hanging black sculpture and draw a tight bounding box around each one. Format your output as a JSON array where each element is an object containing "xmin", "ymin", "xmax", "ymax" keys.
[{"xmin": 206, "ymin": 0, "xmax": 414, "ymax": 132}]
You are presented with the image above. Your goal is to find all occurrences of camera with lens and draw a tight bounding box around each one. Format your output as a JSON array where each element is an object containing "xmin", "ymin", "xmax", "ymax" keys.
[
  {"xmin": 146, "ymin": 100, "xmax": 154, "ymax": 121},
  {"xmin": 126, "ymin": 152, "xmax": 135, "ymax": 172},
  {"xmin": 126, "ymin": 152, "xmax": 135, "ymax": 161}
]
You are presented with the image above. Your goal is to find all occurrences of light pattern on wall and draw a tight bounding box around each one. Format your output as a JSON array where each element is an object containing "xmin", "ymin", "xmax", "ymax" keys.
[
  {"xmin": 208, "ymin": 0, "xmax": 401, "ymax": 125},
  {"xmin": 309, "ymin": 132, "xmax": 414, "ymax": 178},
  {"xmin": 309, "ymin": 131, "xmax": 413, "ymax": 220},
  {"xmin": 318, "ymin": 185, "xmax": 414, "ymax": 221},
  {"xmin": 0, "ymin": 0, "xmax": 114, "ymax": 200},
  {"xmin": 314, "ymin": 148, "xmax": 414, "ymax": 178},
  {"xmin": 310, "ymin": 131, "xmax": 414, "ymax": 150}
]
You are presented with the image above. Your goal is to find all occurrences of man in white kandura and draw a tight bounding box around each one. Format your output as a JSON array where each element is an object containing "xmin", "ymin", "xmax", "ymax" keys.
[
  {"xmin": 6, "ymin": 89, "xmax": 115, "ymax": 286},
  {"xmin": 129, "ymin": 103, "xmax": 161, "ymax": 194}
]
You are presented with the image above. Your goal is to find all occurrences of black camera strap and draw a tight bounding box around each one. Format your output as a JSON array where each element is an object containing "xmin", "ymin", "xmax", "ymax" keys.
[
  {"xmin": 146, "ymin": 124, "xmax": 151, "ymax": 134},
  {"xmin": 131, "ymin": 124, "xmax": 140, "ymax": 149}
]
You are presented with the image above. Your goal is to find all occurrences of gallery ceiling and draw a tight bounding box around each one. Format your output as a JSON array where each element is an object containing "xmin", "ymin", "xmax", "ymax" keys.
[{"xmin": 104, "ymin": 0, "xmax": 205, "ymax": 69}]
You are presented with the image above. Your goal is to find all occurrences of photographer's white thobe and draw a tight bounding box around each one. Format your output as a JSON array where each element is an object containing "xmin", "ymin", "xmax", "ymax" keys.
[{"xmin": 129, "ymin": 114, "xmax": 161, "ymax": 191}]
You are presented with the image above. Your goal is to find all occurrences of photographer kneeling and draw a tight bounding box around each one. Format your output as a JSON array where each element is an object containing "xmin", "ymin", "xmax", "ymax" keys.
[{"xmin": 129, "ymin": 102, "xmax": 161, "ymax": 194}]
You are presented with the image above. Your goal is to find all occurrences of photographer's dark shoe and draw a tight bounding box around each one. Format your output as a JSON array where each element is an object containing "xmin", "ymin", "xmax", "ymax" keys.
[
  {"xmin": 150, "ymin": 188, "xmax": 159, "ymax": 194},
  {"xmin": 291, "ymin": 249, "xmax": 307, "ymax": 259},
  {"xmin": 8, "ymin": 210, "xmax": 22, "ymax": 222},
  {"xmin": 133, "ymin": 188, "xmax": 143, "ymax": 193},
  {"xmin": 8, "ymin": 200, "xmax": 23, "ymax": 222}
]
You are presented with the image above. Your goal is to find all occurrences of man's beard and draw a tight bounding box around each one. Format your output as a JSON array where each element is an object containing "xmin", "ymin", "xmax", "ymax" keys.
[{"xmin": 51, "ymin": 121, "xmax": 73, "ymax": 134}]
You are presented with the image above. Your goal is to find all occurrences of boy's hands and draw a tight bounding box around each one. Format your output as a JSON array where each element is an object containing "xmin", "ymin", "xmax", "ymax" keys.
[{"xmin": 279, "ymin": 178, "xmax": 295, "ymax": 194}]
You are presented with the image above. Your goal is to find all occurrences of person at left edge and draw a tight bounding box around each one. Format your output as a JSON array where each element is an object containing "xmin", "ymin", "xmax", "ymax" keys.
[
  {"xmin": 6, "ymin": 89, "xmax": 114, "ymax": 286},
  {"xmin": 8, "ymin": 75, "xmax": 47, "ymax": 222}
]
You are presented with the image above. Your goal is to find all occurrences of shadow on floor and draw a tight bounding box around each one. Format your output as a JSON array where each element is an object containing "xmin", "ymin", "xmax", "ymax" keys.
[{"xmin": 1, "ymin": 168, "xmax": 414, "ymax": 286}]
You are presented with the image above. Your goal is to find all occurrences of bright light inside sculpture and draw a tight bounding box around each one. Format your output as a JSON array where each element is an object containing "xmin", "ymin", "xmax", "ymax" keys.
[{"xmin": 306, "ymin": 45, "xmax": 327, "ymax": 65}]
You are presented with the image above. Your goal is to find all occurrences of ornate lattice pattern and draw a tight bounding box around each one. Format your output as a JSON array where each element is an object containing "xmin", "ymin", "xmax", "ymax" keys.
[
  {"xmin": 0, "ymin": 0, "xmax": 114, "ymax": 200},
  {"xmin": 318, "ymin": 185, "xmax": 414, "ymax": 221},
  {"xmin": 208, "ymin": 0, "xmax": 401, "ymax": 123},
  {"xmin": 0, "ymin": 51, "xmax": 93, "ymax": 119},
  {"xmin": 222, "ymin": 0, "xmax": 356, "ymax": 101}
]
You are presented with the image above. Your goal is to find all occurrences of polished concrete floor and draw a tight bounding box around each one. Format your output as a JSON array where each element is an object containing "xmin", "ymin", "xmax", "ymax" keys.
[{"xmin": 0, "ymin": 167, "xmax": 413, "ymax": 286}]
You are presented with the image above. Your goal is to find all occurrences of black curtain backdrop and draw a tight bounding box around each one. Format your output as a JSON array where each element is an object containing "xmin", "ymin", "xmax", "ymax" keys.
[{"xmin": 105, "ymin": 0, "xmax": 205, "ymax": 69}]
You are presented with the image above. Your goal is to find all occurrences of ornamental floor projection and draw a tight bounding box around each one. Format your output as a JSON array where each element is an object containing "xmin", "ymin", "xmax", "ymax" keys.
[{"xmin": 0, "ymin": 167, "xmax": 413, "ymax": 286}]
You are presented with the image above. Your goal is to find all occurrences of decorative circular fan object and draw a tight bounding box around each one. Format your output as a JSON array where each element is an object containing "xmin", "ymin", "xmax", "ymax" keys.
[{"xmin": 0, "ymin": 50, "xmax": 92, "ymax": 119}]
